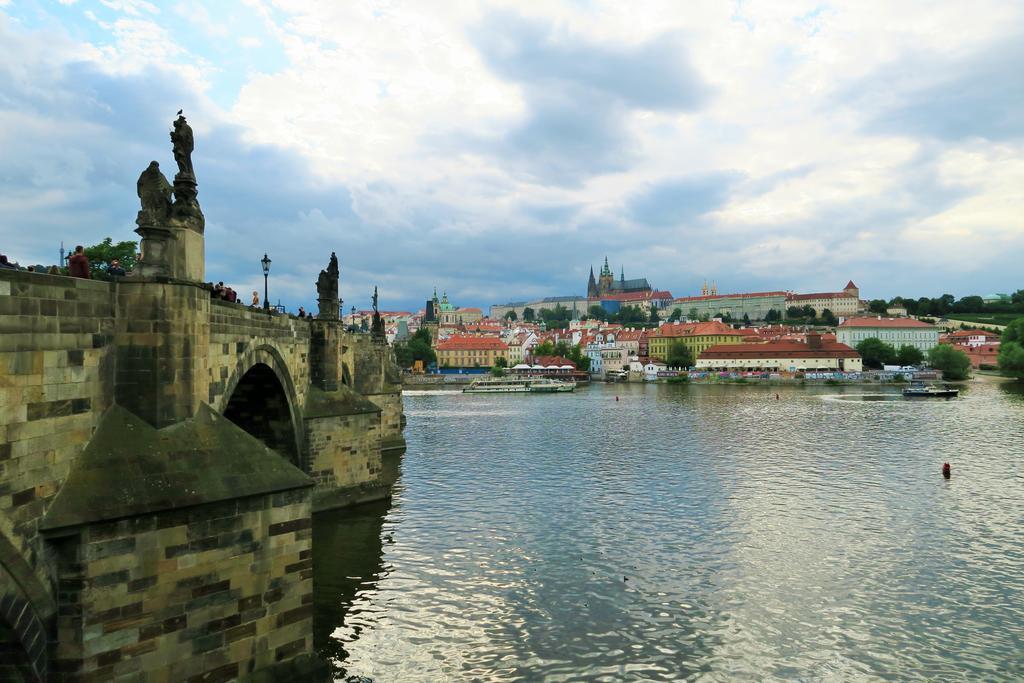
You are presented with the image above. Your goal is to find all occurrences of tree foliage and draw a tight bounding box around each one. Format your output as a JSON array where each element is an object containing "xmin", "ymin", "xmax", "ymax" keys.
[
  {"xmin": 522, "ymin": 307, "xmax": 535, "ymax": 322},
  {"xmin": 820, "ymin": 309, "xmax": 838, "ymax": 326},
  {"xmin": 765, "ymin": 309, "xmax": 781, "ymax": 322},
  {"xmin": 393, "ymin": 328, "xmax": 435, "ymax": 368},
  {"xmin": 666, "ymin": 340, "xmax": 694, "ymax": 369},
  {"xmin": 531, "ymin": 339, "xmax": 591, "ymax": 372},
  {"xmin": 855, "ymin": 337, "xmax": 896, "ymax": 369},
  {"xmin": 504, "ymin": 310, "xmax": 517, "ymax": 321},
  {"xmin": 668, "ymin": 308, "xmax": 683, "ymax": 322},
  {"xmin": 998, "ymin": 317, "xmax": 1024, "ymax": 380},
  {"xmin": 927, "ymin": 344, "xmax": 971, "ymax": 380},
  {"xmin": 895, "ymin": 345, "xmax": 924, "ymax": 367},
  {"xmin": 83, "ymin": 237, "xmax": 138, "ymax": 278},
  {"xmin": 648, "ymin": 305, "xmax": 660, "ymax": 323}
]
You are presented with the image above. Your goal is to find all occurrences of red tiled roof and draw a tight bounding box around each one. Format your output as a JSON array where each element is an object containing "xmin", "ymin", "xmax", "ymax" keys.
[
  {"xmin": 699, "ymin": 341, "xmax": 859, "ymax": 359},
  {"xmin": 673, "ymin": 291, "xmax": 787, "ymax": 304},
  {"xmin": 947, "ymin": 329, "xmax": 999, "ymax": 338},
  {"xmin": 654, "ymin": 321, "xmax": 742, "ymax": 338},
  {"xmin": 845, "ymin": 280, "xmax": 857, "ymax": 289},
  {"xmin": 530, "ymin": 356, "xmax": 577, "ymax": 369},
  {"xmin": 456, "ymin": 307, "xmax": 482, "ymax": 313},
  {"xmin": 838, "ymin": 317, "xmax": 936, "ymax": 329},
  {"xmin": 435, "ymin": 335, "xmax": 508, "ymax": 351}
]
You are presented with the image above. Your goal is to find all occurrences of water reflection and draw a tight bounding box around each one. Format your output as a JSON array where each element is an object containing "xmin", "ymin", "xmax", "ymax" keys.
[
  {"xmin": 315, "ymin": 382, "xmax": 1024, "ymax": 681},
  {"xmin": 313, "ymin": 499, "xmax": 391, "ymax": 680}
]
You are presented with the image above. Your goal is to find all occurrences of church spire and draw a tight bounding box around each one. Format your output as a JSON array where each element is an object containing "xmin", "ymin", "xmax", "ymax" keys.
[{"xmin": 620, "ymin": 265, "xmax": 625, "ymax": 283}]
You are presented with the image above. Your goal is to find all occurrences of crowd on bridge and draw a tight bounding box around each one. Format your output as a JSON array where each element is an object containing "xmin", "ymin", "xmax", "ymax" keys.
[{"xmin": 0, "ymin": 246, "xmax": 128, "ymax": 279}]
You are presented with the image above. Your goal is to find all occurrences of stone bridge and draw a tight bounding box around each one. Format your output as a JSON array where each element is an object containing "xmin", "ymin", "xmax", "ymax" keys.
[{"xmin": 0, "ymin": 122, "xmax": 404, "ymax": 682}]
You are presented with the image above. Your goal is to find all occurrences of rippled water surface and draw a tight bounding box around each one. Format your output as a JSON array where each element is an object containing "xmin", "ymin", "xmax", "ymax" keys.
[{"xmin": 314, "ymin": 382, "xmax": 1024, "ymax": 681}]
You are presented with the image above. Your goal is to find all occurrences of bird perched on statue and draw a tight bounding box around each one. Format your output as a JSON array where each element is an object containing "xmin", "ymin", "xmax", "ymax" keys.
[{"xmin": 177, "ymin": 108, "xmax": 183, "ymax": 115}]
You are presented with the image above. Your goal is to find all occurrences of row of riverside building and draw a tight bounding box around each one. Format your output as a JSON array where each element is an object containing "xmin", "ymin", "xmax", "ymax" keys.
[{"xmin": 382, "ymin": 273, "xmax": 1004, "ymax": 376}]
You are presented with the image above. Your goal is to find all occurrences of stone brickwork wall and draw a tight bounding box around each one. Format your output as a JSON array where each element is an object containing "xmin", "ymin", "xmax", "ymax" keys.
[
  {"xmin": 207, "ymin": 301, "xmax": 311, "ymax": 414},
  {"xmin": 0, "ymin": 271, "xmax": 116, "ymax": 606},
  {"xmin": 49, "ymin": 490, "xmax": 313, "ymax": 682},
  {"xmin": 364, "ymin": 392, "xmax": 405, "ymax": 453},
  {"xmin": 305, "ymin": 413, "xmax": 381, "ymax": 491}
]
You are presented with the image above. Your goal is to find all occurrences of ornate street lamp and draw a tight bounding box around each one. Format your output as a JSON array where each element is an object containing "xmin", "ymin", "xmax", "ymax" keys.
[{"xmin": 261, "ymin": 253, "xmax": 271, "ymax": 311}]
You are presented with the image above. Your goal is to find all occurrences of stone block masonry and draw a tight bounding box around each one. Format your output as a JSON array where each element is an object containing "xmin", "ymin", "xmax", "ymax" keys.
[
  {"xmin": 0, "ymin": 266, "xmax": 404, "ymax": 680},
  {"xmin": 48, "ymin": 491, "xmax": 316, "ymax": 682}
]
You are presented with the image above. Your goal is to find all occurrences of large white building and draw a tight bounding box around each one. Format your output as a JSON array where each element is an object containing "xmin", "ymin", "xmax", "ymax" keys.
[{"xmin": 837, "ymin": 316, "xmax": 939, "ymax": 352}]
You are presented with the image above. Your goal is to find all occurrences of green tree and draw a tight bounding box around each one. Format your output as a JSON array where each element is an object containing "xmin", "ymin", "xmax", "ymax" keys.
[
  {"xmin": 998, "ymin": 318, "xmax": 1024, "ymax": 380},
  {"xmin": 688, "ymin": 308, "xmax": 699, "ymax": 321},
  {"xmin": 494, "ymin": 356, "xmax": 508, "ymax": 368},
  {"xmin": 820, "ymin": 309, "xmax": 838, "ymax": 326},
  {"xmin": 787, "ymin": 305, "xmax": 804, "ymax": 319},
  {"xmin": 952, "ymin": 295, "xmax": 985, "ymax": 313},
  {"xmin": 504, "ymin": 310, "xmax": 517, "ymax": 322},
  {"xmin": 867, "ymin": 299, "xmax": 888, "ymax": 315},
  {"xmin": 997, "ymin": 341, "xmax": 1024, "ymax": 380},
  {"xmin": 523, "ymin": 307, "xmax": 535, "ymax": 322},
  {"xmin": 928, "ymin": 344, "xmax": 971, "ymax": 380},
  {"xmin": 393, "ymin": 328, "xmax": 436, "ymax": 368},
  {"xmin": 721, "ymin": 312, "xmax": 733, "ymax": 323},
  {"xmin": 666, "ymin": 340, "xmax": 694, "ymax": 369},
  {"xmin": 765, "ymin": 309, "xmax": 780, "ymax": 322},
  {"xmin": 588, "ymin": 305, "xmax": 607, "ymax": 321},
  {"xmin": 83, "ymin": 237, "xmax": 138, "ymax": 278},
  {"xmin": 1003, "ymin": 317, "xmax": 1024, "ymax": 344},
  {"xmin": 895, "ymin": 345, "xmax": 924, "ymax": 367},
  {"xmin": 648, "ymin": 305, "xmax": 660, "ymax": 323},
  {"xmin": 742, "ymin": 313, "xmax": 751, "ymax": 326},
  {"xmin": 855, "ymin": 337, "xmax": 896, "ymax": 369},
  {"xmin": 667, "ymin": 308, "xmax": 682, "ymax": 322},
  {"xmin": 801, "ymin": 304, "xmax": 816, "ymax": 319}
]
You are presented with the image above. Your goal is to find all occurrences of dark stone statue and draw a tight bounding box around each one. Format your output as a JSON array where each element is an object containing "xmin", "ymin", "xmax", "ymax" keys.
[
  {"xmin": 316, "ymin": 252, "xmax": 340, "ymax": 320},
  {"xmin": 170, "ymin": 114, "xmax": 195, "ymax": 177},
  {"xmin": 371, "ymin": 286, "xmax": 385, "ymax": 343},
  {"xmin": 136, "ymin": 161, "xmax": 172, "ymax": 223}
]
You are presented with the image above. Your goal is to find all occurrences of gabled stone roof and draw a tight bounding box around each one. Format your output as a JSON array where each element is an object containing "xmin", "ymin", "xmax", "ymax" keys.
[{"xmin": 41, "ymin": 404, "xmax": 312, "ymax": 533}]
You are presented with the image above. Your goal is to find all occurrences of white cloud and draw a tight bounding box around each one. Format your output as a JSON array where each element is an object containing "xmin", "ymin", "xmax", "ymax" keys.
[{"xmin": 1, "ymin": 0, "xmax": 1022, "ymax": 306}]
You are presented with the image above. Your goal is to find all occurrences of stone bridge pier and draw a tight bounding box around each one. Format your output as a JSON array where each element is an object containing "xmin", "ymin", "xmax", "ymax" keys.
[{"xmin": 0, "ymin": 122, "xmax": 404, "ymax": 682}]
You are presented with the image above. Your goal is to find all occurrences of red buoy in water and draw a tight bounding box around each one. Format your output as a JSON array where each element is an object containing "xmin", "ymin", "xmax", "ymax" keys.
[{"xmin": 942, "ymin": 462, "xmax": 951, "ymax": 479}]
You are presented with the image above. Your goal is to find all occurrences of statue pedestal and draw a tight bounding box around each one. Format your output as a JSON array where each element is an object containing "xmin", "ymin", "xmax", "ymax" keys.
[{"xmin": 133, "ymin": 218, "xmax": 173, "ymax": 278}]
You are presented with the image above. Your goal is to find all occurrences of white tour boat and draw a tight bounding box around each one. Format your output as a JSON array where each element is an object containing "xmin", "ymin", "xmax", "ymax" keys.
[{"xmin": 462, "ymin": 377, "xmax": 576, "ymax": 394}]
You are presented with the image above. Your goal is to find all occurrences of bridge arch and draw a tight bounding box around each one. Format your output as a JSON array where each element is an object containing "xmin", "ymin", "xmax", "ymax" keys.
[
  {"xmin": 220, "ymin": 345, "xmax": 304, "ymax": 467},
  {"xmin": 0, "ymin": 533, "xmax": 53, "ymax": 681}
]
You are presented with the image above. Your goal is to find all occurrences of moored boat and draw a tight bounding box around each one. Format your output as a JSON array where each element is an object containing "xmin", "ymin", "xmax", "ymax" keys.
[
  {"xmin": 463, "ymin": 377, "xmax": 576, "ymax": 394},
  {"xmin": 902, "ymin": 381, "xmax": 959, "ymax": 398}
]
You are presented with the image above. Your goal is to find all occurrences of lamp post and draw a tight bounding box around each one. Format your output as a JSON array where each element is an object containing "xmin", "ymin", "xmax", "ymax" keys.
[{"xmin": 260, "ymin": 253, "xmax": 271, "ymax": 311}]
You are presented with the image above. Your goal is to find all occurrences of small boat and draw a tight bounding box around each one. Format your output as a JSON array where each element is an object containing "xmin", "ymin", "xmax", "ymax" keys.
[
  {"xmin": 462, "ymin": 377, "xmax": 576, "ymax": 394},
  {"xmin": 902, "ymin": 381, "xmax": 959, "ymax": 398}
]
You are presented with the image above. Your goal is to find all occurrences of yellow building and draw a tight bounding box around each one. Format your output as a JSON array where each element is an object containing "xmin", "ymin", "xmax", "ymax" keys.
[
  {"xmin": 435, "ymin": 335, "xmax": 508, "ymax": 368},
  {"xmin": 648, "ymin": 321, "xmax": 743, "ymax": 362}
]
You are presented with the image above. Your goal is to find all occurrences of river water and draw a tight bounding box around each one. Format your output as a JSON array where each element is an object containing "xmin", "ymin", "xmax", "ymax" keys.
[{"xmin": 314, "ymin": 382, "xmax": 1024, "ymax": 681}]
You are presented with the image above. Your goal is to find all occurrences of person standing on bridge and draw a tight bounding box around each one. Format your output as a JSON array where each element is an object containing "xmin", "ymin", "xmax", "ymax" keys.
[
  {"xmin": 68, "ymin": 245, "xmax": 90, "ymax": 279},
  {"xmin": 251, "ymin": 290, "xmax": 260, "ymax": 307}
]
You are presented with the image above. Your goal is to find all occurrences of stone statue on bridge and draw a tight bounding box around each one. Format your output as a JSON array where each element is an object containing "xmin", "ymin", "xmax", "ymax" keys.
[
  {"xmin": 371, "ymin": 286, "xmax": 386, "ymax": 343},
  {"xmin": 170, "ymin": 113, "xmax": 195, "ymax": 177},
  {"xmin": 316, "ymin": 252, "xmax": 340, "ymax": 320},
  {"xmin": 136, "ymin": 161, "xmax": 173, "ymax": 223}
]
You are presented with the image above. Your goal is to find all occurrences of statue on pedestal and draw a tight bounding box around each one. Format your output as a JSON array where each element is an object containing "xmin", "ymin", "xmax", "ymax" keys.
[
  {"xmin": 131, "ymin": 161, "xmax": 174, "ymax": 277},
  {"xmin": 316, "ymin": 252, "xmax": 340, "ymax": 320},
  {"xmin": 371, "ymin": 286, "xmax": 386, "ymax": 343},
  {"xmin": 169, "ymin": 112, "xmax": 204, "ymax": 231}
]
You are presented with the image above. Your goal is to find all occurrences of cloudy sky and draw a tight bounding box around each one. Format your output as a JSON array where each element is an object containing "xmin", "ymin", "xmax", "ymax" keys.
[{"xmin": 1, "ymin": 1, "xmax": 1021, "ymax": 313}]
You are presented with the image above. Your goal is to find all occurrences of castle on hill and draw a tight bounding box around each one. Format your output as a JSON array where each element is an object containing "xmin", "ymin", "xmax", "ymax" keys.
[{"xmin": 587, "ymin": 256, "xmax": 653, "ymax": 298}]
